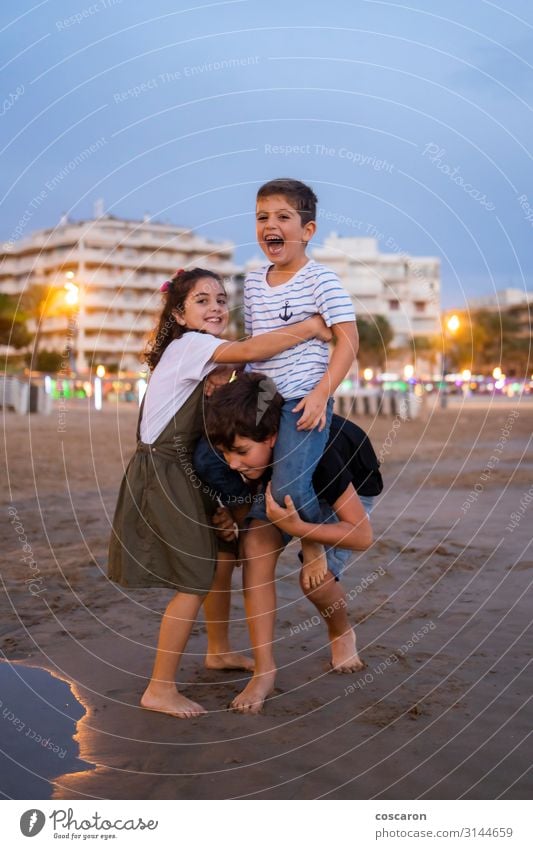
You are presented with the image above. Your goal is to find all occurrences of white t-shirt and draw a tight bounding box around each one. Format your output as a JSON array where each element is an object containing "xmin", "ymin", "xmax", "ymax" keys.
[
  {"xmin": 244, "ymin": 260, "xmax": 355, "ymax": 399},
  {"xmin": 140, "ymin": 332, "xmax": 225, "ymax": 444}
]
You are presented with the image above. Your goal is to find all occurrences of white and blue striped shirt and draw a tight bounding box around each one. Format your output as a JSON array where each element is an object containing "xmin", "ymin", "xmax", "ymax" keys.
[{"xmin": 244, "ymin": 260, "xmax": 355, "ymax": 399}]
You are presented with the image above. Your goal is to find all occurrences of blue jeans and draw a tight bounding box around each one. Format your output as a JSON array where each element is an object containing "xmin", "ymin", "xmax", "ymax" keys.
[
  {"xmin": 269, "ymin": 396, "xmax": 334, "ymax": 522},
  {"xmin": 319, "ymin": 494, "xmax": 375, "ymax": 579}
]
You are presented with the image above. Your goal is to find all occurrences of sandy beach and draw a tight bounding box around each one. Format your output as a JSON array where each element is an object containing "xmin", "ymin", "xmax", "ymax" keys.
[{"xmin": 1, "ymin": 394, "xmax": 532, "ymax": 800}]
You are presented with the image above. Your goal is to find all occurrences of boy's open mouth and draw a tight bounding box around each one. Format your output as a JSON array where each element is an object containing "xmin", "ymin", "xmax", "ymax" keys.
[{"xmin": 264, "ymin": 235, "xmax": 284, "ymax": 257}]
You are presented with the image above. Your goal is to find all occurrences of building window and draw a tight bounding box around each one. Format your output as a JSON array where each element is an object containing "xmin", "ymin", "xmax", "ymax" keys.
[
  {"xmin": 414, "ymin": 301, "xmax": 426, "ymax": 313},
  {"xmin": 389, "ymin": 300, "xmax": 400, "ymax": 311}
]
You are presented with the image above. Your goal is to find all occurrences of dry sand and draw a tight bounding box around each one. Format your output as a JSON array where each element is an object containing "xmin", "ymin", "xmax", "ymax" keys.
[{"xmin": 1, "ymin": 394, "xmax": 532, "ymax": 800}]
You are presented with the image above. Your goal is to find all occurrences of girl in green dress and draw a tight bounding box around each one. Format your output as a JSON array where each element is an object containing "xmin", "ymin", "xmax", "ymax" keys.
[{"xmin": 108, "ymin": 268, "xmax": 330, "ymax": 718}]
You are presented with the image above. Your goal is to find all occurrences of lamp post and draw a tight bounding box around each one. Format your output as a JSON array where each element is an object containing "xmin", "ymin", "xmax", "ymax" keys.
[
  {"xmin": 441, "ymin": 314, "xmax": 460, "ymax": 409},
  {"xmin": 64, "ymin": 273, "xmax": 79, "ymax": 376}
]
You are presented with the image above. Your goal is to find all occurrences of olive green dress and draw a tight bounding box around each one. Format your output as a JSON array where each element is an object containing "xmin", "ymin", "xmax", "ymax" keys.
[{"xmin": 108, "ymin": 382, "xmax": 217, "ymax": 594}]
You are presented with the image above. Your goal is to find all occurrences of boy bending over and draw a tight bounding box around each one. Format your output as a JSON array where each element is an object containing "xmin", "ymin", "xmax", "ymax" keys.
[{"xmin": 203, "ymin": 373, "xmax": 383, "ymax": 714}]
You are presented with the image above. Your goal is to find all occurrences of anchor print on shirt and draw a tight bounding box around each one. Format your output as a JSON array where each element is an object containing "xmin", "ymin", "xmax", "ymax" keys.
[{"xmin": 279, "ymin": 301, "xmax": 293, "ymax": 322}]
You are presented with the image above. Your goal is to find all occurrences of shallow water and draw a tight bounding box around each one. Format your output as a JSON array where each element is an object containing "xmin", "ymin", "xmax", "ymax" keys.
[{"xmin": 0, "ymin": 661, "xmax": 93, "ymax": 799}]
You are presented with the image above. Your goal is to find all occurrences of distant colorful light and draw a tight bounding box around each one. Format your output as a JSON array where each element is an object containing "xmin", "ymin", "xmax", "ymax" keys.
[{"xmin": 94, "ymin": 377, "xmax": 102, "ymax": 410}]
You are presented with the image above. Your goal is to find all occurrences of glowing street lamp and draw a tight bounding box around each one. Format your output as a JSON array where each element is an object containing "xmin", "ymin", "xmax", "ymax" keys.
[
  {"xmin": 64, "ymin": 282, "xmax": 79, "ymax": 307},
  {"xmin": 63, "ymin": 273, "xmax": 80, "ymax": 374},
  {"xmin": 441, "ymin": 313, "xmax": 461, "ymax": 409},
  {"xmin": 403, "ymin": 364, "xmax": 415, "ymax": 380},
  {"xmin": 363, "ymin": 368, "xmax": 374, "ymax": 382},
  {"xmin": 492, "ymin": 367, "xmax": 503, "ymax": 380},
  {"xmin": 447, "ymin": 314, "xmax": 460, "ymax": 334}
]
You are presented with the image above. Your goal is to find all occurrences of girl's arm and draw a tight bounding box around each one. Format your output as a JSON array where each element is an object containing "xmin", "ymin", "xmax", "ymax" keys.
[
  {"xmin": 212, "ymin": 315, "xmax": 331, "ymax": 364},
  {"xmin": 265, "ymin": 481, "xmax": 373, "ymax": 551}
]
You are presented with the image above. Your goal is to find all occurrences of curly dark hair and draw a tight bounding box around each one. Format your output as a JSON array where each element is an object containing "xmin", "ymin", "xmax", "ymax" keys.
[
  {"xmin": 257, "ymin": 178, "xmax": 318, "ymax": 225},
  {"xmin": 142, "ymin": 267, "xmax": 224, "ymax": 372},
  {"xmin": 205, "ymin": 372, "xmax": 284, "ymax": 450}
]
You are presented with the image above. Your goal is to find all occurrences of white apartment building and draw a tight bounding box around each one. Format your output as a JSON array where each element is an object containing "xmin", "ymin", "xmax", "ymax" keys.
[
  {"xmin": 0, "ymin": 214, "xmax": 238, "ymax": 373},
  {"xmin": 311, "ymin": 235, "xmax": 441, "ymax": 348},
  {"xmin": 467, "ymin": 288, "xmax": 533, "ymax": 310}
]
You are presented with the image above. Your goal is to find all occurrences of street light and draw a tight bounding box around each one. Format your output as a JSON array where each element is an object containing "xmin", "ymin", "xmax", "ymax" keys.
[
  {"xmin": 441, "ymin": 313, "xmax": 461, "ymax": 409},
  {"xmin": 64, "ymin": 274, "xmax": 80, "ymax": 375},
  {"xmin": 447, "ymin": 314, "xmax": 460, "ymax": 334},
  {"xmin": 64, "ymin": 281, "xmax": 79, "ymax": 307}
]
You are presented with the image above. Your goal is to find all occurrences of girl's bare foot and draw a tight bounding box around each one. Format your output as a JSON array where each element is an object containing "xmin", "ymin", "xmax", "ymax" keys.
[
  {"xmin": 230, "ymin": 669, "xmax": 276, "ymax": 714},
  {"xmin": 330, "ymin": 628, "xmax": 365, "ymax": 673},
  {"xmin": 205, "ymin": 651, "xmax": 255, "ymax": 671},
  {"xmin": 140, "ymin": 686, "xmax": 207, "ymax": 719}
]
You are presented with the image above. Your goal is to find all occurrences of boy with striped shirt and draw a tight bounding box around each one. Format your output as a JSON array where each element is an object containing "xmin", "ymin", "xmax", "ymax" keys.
[
  {"xmin": 235, "ymin": 179, "xmax": 358, "ymax": 710},
  {"xmin": 244, "ymin": 179, "xmax": 358, "ymax": 579},
  {"xmin": 195, "ymin": 178, "xmax": 358, "ymax": 712}
]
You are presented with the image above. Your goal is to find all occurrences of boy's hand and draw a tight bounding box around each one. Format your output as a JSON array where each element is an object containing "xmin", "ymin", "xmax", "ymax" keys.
[
  {"xmin": 265, "ymin": 483, "xmax": 304, "ymax": 536},
  {"xmin": 292, "ymin": 386, "xmax": 329, "ymax": 431},
  {"xmin": 212, "ymin": 505, "xmax": 238, "ymax": 542},
  {"xmin": 309, "ymin": 314, "xmax": 333, "ymax": 343}
]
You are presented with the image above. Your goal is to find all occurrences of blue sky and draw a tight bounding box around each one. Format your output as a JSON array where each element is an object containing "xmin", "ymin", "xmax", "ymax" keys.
[{"xmin": 2, "ymin": 0, "xmax": 533, "ymax": 307}]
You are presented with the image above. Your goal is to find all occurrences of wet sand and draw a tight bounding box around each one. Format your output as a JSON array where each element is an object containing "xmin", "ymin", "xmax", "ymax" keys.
[{"xmin": 1, "ymin": 395, "xmax": 532, "ymax": 799}]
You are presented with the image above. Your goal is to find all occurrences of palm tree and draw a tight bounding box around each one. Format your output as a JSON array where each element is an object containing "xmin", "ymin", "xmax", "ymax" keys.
[
  {"xmin": 0, "ymin": 293, "xmax": 31, "ymax": 350},
  {"xmin": 21, "ymin": 282, "xmax": 64, "ymax": 364},
  {"xmin": 447, "ymin": 309, "xmax": 529, "ymax": 375}
]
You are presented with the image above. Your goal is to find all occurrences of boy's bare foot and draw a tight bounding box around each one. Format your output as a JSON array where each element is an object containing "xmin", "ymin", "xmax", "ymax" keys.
[
  {"xmin": 205, "ymin": 651, "xmax": 255, "ymax": 671},
  {"xmin": 301, "ymin": 551, "xmax": 328, "ymax": 591},
  {"xmin": 329, "ymin": 628, "xmax": 365, "ymax": 673},
  {"xmin": 230, "ymin": 670, "xmax": 276, "ymax": 714},
  {"xmin": 140, "ymin": 687, "xmax": 207, "ymax": 719}
]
